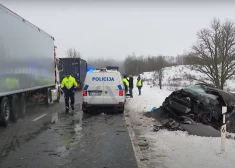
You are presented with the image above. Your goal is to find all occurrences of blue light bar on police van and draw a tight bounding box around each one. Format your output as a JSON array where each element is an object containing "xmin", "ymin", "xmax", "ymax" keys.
[{"xmin": 88, "ymin": 68, "xmax": 93, "ymax": 72}]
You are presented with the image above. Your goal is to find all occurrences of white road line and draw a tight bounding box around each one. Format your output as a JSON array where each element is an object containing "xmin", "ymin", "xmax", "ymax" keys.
[
  {"xmin": 124, "ymin": 111, "xmax": 147, "ymax": 168},
  {"xmin": 32, "ymin": 113, "xmax": 48, "ymax": 121}
]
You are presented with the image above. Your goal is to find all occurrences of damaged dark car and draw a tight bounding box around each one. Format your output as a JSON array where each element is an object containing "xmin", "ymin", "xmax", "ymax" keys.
[{"xmin": 162, "ymin": 84, "xmax": 235, "ymax": 131}]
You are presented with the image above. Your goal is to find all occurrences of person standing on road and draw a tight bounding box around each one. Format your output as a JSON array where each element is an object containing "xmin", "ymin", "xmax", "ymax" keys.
[
  {"xmin": 61, "ymin": 72, "xmax": 78, "ymax": 114},
  {"xmin": 123, "ymin": 75, "xmax": 129, "ymax": 94},
  {"xmin": 136, "ymin": 75, "xmax": 143, "ymax": 95},
  {"xmin": 128, "ymin": 75, "xmax": 133, "ymax": 98}
]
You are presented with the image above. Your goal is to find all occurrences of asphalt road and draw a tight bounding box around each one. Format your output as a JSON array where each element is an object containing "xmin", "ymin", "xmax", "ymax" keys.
[{"xmin": 0, "ymin": 92, "xmax": 138, "ymax": 168}]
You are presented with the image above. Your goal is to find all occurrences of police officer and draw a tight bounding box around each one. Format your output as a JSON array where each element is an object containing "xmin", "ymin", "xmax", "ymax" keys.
[
  {"xmin": 61, "ymin": 72, "xmax": 78, "ymax": 114},
  {"xmin": 123, "ymin": 75, "xmax": 129, "ymax": 94},
  {"xmin": 128, "ymin": 75, "xmax": 133, "ymax": 98},
  {"xmin": 136, "ymin": 75, "xmax": 143, "ymax": 95}
]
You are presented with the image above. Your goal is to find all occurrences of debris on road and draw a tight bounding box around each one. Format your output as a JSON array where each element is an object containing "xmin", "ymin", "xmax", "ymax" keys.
[
  {"xmin": 48, "ymin": 153, "xmax": 61, "ymax": 157},
  {"xmin": 140, "ymin": 157, "xmax": 149, "ymax": 161}
]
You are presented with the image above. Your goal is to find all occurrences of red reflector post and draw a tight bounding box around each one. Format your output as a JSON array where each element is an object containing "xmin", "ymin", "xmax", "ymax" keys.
[
  {"xmin": 83, "ymin": 90, "xmax": 87, "ymax": 96},
  {"xmin": 119, "ymin": 90, "xmax": 123, "ymax": 96}
]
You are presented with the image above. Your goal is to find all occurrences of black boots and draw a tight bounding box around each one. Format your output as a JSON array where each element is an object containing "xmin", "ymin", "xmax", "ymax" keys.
[
  {"xmin": 65, "ymin": 107, "xmax": 69, "ymax": 114},
  {"xmin": 71, "ymin": 105, "xmax": 74, "ymax": 111}
]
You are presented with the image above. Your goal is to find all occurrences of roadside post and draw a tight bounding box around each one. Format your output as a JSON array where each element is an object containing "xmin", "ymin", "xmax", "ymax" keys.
[{"xmin": 221, "ymin": 106, "xmax": 227, "ymax": 152}]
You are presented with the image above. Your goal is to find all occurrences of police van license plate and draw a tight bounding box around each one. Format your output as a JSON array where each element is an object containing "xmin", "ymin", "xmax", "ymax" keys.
[{"xmin": 89, "ymin": 91, "xmax": 101, "ymax": 96}]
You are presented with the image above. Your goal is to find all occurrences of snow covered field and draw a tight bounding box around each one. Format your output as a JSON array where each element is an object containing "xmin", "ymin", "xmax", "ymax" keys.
[
  {"xmin": 125, "ymin": 76, "xmax": 235, "ymax": 168},
  {"xmin": 141, "ymin": 65, "xmax": 235, "ymax": 92}
]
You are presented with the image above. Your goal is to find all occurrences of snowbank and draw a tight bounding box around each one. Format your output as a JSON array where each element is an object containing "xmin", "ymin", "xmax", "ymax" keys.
[
  {"xmin": 146, "ymin": 130, "xmax": 235, "ymax": 168},
  {"xmin": 126, "ymin": 78, "xmax": 235, "ymax": 168}
]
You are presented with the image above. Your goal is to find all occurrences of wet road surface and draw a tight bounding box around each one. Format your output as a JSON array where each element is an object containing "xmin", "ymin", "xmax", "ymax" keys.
[{"xmin": 0, "ymin": 92, "xmax": 138, "ymax": 168}]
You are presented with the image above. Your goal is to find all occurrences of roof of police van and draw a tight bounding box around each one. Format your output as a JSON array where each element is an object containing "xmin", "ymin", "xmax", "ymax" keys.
[{"xmin": 87, "ymin": 69, "xmax": 119, "ymax": 73}]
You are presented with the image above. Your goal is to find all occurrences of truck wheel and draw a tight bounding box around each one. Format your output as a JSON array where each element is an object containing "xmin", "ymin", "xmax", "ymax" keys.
[
  {"xmin": 20, "ymin": 94, "xmax": 26, "ymax": 118},
  {"xmin": 0, "ymin": 97, "xmax": 11, "ymax": 127},
  {"xmin": 11, "ymin": 95, "xmax": 20, "ymax": 122},
  {"xmin": 45, "ymin": 88, "xmax": 52, "ymax": 106}
]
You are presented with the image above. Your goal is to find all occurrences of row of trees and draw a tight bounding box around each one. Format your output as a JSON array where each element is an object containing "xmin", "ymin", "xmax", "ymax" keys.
[
  {"xmin": 87, "ymin": 58, "xmax": 125, "ymax": 74},
  {"xmin": 66, "ymin": 48, "xmax": 81, "ymax": 58},
  {"xmin": 123, "ymin": 18, "xmax": 235, "ymax": 90},
  {"xmin": 65, "ymin": 18, "xmax": 235, "ymax": 90},
  {"xmin": 123, "ymin": 54, "xmax": 173, "ymax": 89}
]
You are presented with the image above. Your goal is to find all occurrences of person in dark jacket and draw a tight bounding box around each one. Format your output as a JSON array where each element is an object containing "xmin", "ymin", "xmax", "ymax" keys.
[{"xmin": 128, "ymin": 75, "xmax": 133, "ymax": 98}]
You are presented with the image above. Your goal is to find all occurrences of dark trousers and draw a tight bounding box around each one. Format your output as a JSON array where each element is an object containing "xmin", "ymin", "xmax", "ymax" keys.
[
  {"xmin": 129, "ymin": 87, "xmax": 133, "ymax": 97},
  {"xmin": 125, "ymin": 85, "xmax": 128, "ymax": 94},
  {"xmin": 64, "ymin": 91, "xmax": 75, "ymax": 109},
  {"xmin": 137, "ymin": 86, "xmax": 142, "ymax": 95}
]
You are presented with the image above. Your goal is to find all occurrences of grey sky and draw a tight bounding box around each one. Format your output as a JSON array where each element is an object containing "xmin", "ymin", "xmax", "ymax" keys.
[{"xmin": 1, "ymin": 0, "xmax": 235, "ymax": 61}]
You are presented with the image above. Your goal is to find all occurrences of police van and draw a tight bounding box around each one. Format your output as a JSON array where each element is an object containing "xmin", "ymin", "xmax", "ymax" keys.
[{"xmin": 82, "ymin": 68, "xmax": 125, "ymax": 113}]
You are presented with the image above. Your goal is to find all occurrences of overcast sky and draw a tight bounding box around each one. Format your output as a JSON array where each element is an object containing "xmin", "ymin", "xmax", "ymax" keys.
[{"xmin": 1, "ymin": 0, "xmax": 235, "ymax": 61}]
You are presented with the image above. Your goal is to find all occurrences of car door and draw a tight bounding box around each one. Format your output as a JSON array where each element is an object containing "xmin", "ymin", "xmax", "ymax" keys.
[{"xmin": 84, "ymin": 72, "xmax": 104, "ymax": 104}]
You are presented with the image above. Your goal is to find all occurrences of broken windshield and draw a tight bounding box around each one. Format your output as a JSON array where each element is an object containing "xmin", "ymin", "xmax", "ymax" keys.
[{"xmin": 184, "ymin": 85, "xmax": 219, "ymax": 104}]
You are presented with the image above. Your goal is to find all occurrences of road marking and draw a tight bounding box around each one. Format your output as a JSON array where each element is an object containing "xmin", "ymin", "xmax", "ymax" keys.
[
  {"xmin": 32, "ymin": 113, "xmax": 48, "ymax": 121},
  {"xmin": 124, "ymin": 111, "xmax": 147, "ymax": 168}
]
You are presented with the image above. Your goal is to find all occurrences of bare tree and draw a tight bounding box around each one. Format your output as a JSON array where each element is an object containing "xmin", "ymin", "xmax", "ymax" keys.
[
  {"xmin": 188, "ymin": 18, "xmax": 235, "ymax": 89},
  {"xmin": 156, "ymin": 56, "xmax": 165, "ymax": 89},
  {"xmin": 66, "ymin": 48, "xmax": 81, "ymax": 58}
]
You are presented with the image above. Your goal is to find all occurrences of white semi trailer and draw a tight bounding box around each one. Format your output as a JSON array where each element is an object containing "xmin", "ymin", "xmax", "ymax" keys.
[{"xmin": 0, "ymin": 4, "xmax": 62, "ymax": 127}]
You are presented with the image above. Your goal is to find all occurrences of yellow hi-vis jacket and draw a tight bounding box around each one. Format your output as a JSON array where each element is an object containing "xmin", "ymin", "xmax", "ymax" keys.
[
  {"xmin": 137, "ymin": 79, "xmax": 143, "ymax": 87},
  {"xmin": 61, "ymin": 75, "xmax": 78, "ymax": 89},
  {"xmin": 123, "ymin": 78, "xmax": 129, "ymax": 86}
]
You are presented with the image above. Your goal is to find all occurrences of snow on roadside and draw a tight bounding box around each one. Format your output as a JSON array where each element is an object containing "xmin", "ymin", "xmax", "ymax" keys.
[
  {"xmin": 146, "ymin": 130, "xmax": 235, "ymax": 168},
  {"xmin": 126, "ymin": 77, "xmax": 235, "ymax": 168},
  {"xmin": 126, "ymin": 77, "xmax": 172, "ymax": 112}
]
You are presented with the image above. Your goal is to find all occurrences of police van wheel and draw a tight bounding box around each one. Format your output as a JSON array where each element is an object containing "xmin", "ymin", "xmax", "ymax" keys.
[
  {"xmin": 0, "ymin": 97, "xmax": 10, "ymax": 127},
  {"xmin": 119, "ymin": 105, "xmax": 124, "ymax": 113},
  {"xmin": 19, "ymin": 94, "xmax": 26, "ymax": 118},
  {"xmin": 11, "ymin": 95, "xmax": 20, "ymax": 122},
  {"xmin": 119, "ymin": 110, "xmax": 124, "ymax": 113},
  {"xmin": 45, "ymin": 88, "xmax": 52, "ymax": 106},
  {"xmin": 83, "ymin": 110, "xmax": 88, "ymax": 114}
]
